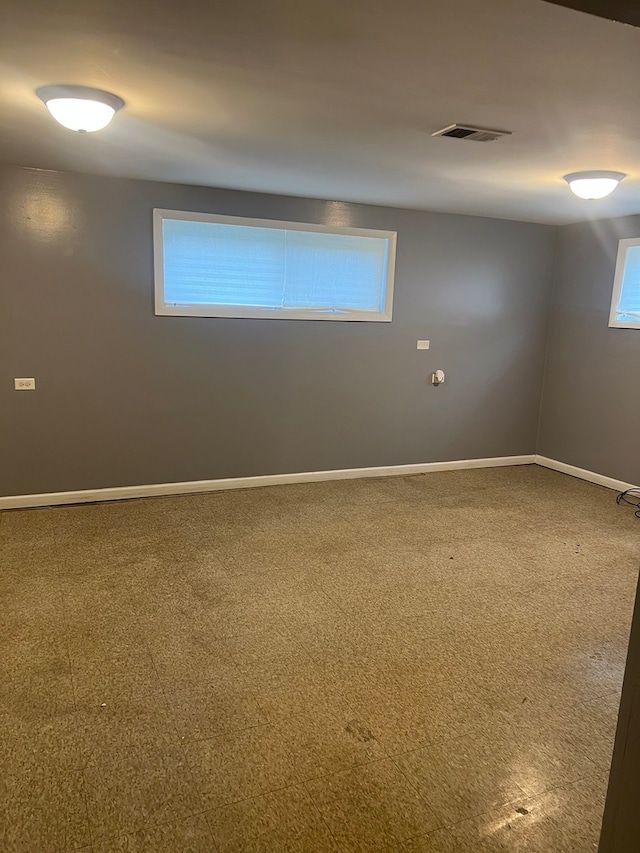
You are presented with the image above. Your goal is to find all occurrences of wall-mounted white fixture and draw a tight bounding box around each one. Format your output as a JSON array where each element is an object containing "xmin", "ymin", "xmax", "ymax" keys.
[
  {"xmin": 416, "ymin": 340, "xmax": 430, "ymax": 350},
  {"xmin": 431, "ymin": 369, "xmax": 445, "ymax": 386},
  {"xmin": 14, "ymin": 378, "xmax": 36, "ymax": 390},
  {"xmin": 564, "ymin": 171, "xmax": 626, "ymax": 200},
  {"xmin": 36, "ymin": 85, "xmax": 125, "ymax": 132}
]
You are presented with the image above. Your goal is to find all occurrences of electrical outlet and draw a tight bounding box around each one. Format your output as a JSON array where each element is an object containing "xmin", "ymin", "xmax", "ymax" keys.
[
  {"xmin": 14, "ymin": 378, "xmax": 36, "ymax": 390},
  {"xmin": 416, "ymin": 340, "xmax": 430, "ymax": 350}
]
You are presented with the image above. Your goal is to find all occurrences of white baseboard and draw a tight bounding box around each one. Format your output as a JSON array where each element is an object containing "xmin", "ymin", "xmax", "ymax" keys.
[
  {"xmin": 0, "ymin": 455, "xmax": 536, "ymax": 510},
  {"xmin": 535, "ymin": 455, "xmax": 637, "ymax": 493},
  {"xmin": 2, "ymin": 454, "xmax": 634, "ymax": 511}
]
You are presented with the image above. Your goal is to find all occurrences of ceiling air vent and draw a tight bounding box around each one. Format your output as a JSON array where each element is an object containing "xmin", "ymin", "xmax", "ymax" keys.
[{"xmin": 432, "ymin": 124, "xmax": 512, "ymax": 143}]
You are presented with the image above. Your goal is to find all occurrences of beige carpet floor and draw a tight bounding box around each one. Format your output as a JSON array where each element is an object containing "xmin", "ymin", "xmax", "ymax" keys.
[{"xmin": 1, "ymin": 464, "xmax": 638, "ymax": 852}]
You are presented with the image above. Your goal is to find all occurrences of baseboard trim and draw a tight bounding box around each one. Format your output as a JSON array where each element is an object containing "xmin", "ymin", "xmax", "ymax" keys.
[
  {"xmin": 535, "ymin": 455, "xmax": 637, "ymax": 493},
  {"xmin": 0, "ymin": 455, "xmax": 536, "ymax": 510}
]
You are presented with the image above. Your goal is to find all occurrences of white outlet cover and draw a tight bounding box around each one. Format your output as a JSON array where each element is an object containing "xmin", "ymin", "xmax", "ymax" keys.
[
  {"xmin": 14, "ymin": 377, "xmax": 36, "ymax": 390},
  {"xmin": 416, "ymin": 340, "xmax": 430, "ymax": 350}
]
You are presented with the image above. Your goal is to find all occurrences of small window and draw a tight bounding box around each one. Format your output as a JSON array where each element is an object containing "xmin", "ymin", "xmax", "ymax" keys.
[
  {"xmin": 154, "ymin": 209, "xmax": 396, "ymax": 321},
  {"xmin": 610, "ymin": 238, "xmax": 640, "ymax": 329}
]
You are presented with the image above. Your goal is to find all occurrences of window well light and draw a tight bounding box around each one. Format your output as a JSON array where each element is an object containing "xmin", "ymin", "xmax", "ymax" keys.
[
  {"xmin": 564, "ymin": 170, "xmax": 626, "ymax": 200},
  {"xmin": 36, "ymin": 85, "xmax": 125, "ymax": 132}
]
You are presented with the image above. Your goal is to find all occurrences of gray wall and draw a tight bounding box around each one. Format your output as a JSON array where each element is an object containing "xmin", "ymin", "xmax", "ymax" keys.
[
  {"xmin": 0, "ymin": 164, "xmax": 556, "ymax": 497},
  {"xmin": 538, "ymin": 216, "xmax": 640, "ymax": 484}
]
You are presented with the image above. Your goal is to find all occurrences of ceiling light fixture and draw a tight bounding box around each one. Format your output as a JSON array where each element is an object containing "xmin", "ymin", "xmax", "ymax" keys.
[
  {"xmin": 36, "ymin": 85, "xmax": 125, "ymax": 132},
  {"xmin": 564, "ymin": 170, "xmax": 626, "ymax": 200}
]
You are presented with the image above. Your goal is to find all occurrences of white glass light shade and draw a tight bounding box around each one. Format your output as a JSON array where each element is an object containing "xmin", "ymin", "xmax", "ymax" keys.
[
  {"xmin": 45, "ymin": 98, "xmax": 116, "ymax": 132},
  {"xmin": 564, "ymin": 171, "xmax": 626, "ymax": 200},
  {"xmin": 36, "ymin": 86, "xmax": 124, "ymax": 132}
]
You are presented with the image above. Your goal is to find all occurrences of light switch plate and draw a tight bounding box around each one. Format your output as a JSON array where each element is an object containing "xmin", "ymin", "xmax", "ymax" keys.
[
  {"xmin": 14, "ymin": 378, "xmax": 36, "ymax": 390},
  {"xmin": 416, "ymin": 340, "xmax": 430, "ymax": 350}
]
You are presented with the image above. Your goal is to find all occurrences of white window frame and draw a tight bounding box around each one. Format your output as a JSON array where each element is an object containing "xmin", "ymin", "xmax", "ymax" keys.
[
  {"xmin": 153, "ymin": 209, "xmax": 397, "ymax": 322},
  {"xmin": 610, "ymin": 237, "xmax": 640, "ymax": 329}
]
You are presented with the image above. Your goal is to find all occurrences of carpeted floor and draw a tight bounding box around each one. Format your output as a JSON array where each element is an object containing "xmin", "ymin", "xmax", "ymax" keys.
[{"xmin": 1, "ymin": 464, "xmax": 638, "ymax": 852}]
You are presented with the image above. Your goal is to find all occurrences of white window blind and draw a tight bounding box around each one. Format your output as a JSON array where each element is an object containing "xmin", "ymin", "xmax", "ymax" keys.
[
  {"xmin": 610, "ymin": 239, "xmax": 640, "ymax": 329},
  {"xmin": 154, "ymin": 210, "xmax": 396, "ymax": 321}
]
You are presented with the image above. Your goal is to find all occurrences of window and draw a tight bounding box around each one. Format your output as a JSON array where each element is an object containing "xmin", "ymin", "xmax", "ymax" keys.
[
  {"xmin": 153, "ymin": 209, "xmax": 396, "ymax": 321},
  {"xmin": 610, "ymin": 238, "xmax": 640, "ymax": 329}
]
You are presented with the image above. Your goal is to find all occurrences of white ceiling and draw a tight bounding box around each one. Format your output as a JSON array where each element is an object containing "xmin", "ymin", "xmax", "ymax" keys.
[{"xmin": 1, "ymin": 0, "xmax": 639, "ymax": 224}]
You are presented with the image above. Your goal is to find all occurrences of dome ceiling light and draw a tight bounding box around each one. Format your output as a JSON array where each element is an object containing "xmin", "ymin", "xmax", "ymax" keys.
[
  {"xmin": 564, "ymin": 170, "xmax": 626, "ymax": 200},
  {"xmin": 36, "ymin": 85, "xmax": 125, "ymax": 132}
]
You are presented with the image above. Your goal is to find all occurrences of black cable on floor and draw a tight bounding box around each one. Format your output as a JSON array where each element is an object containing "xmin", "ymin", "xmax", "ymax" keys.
[{"xmin": 617, "ymin": 488, "xmax": 640, "ymax": 519}]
